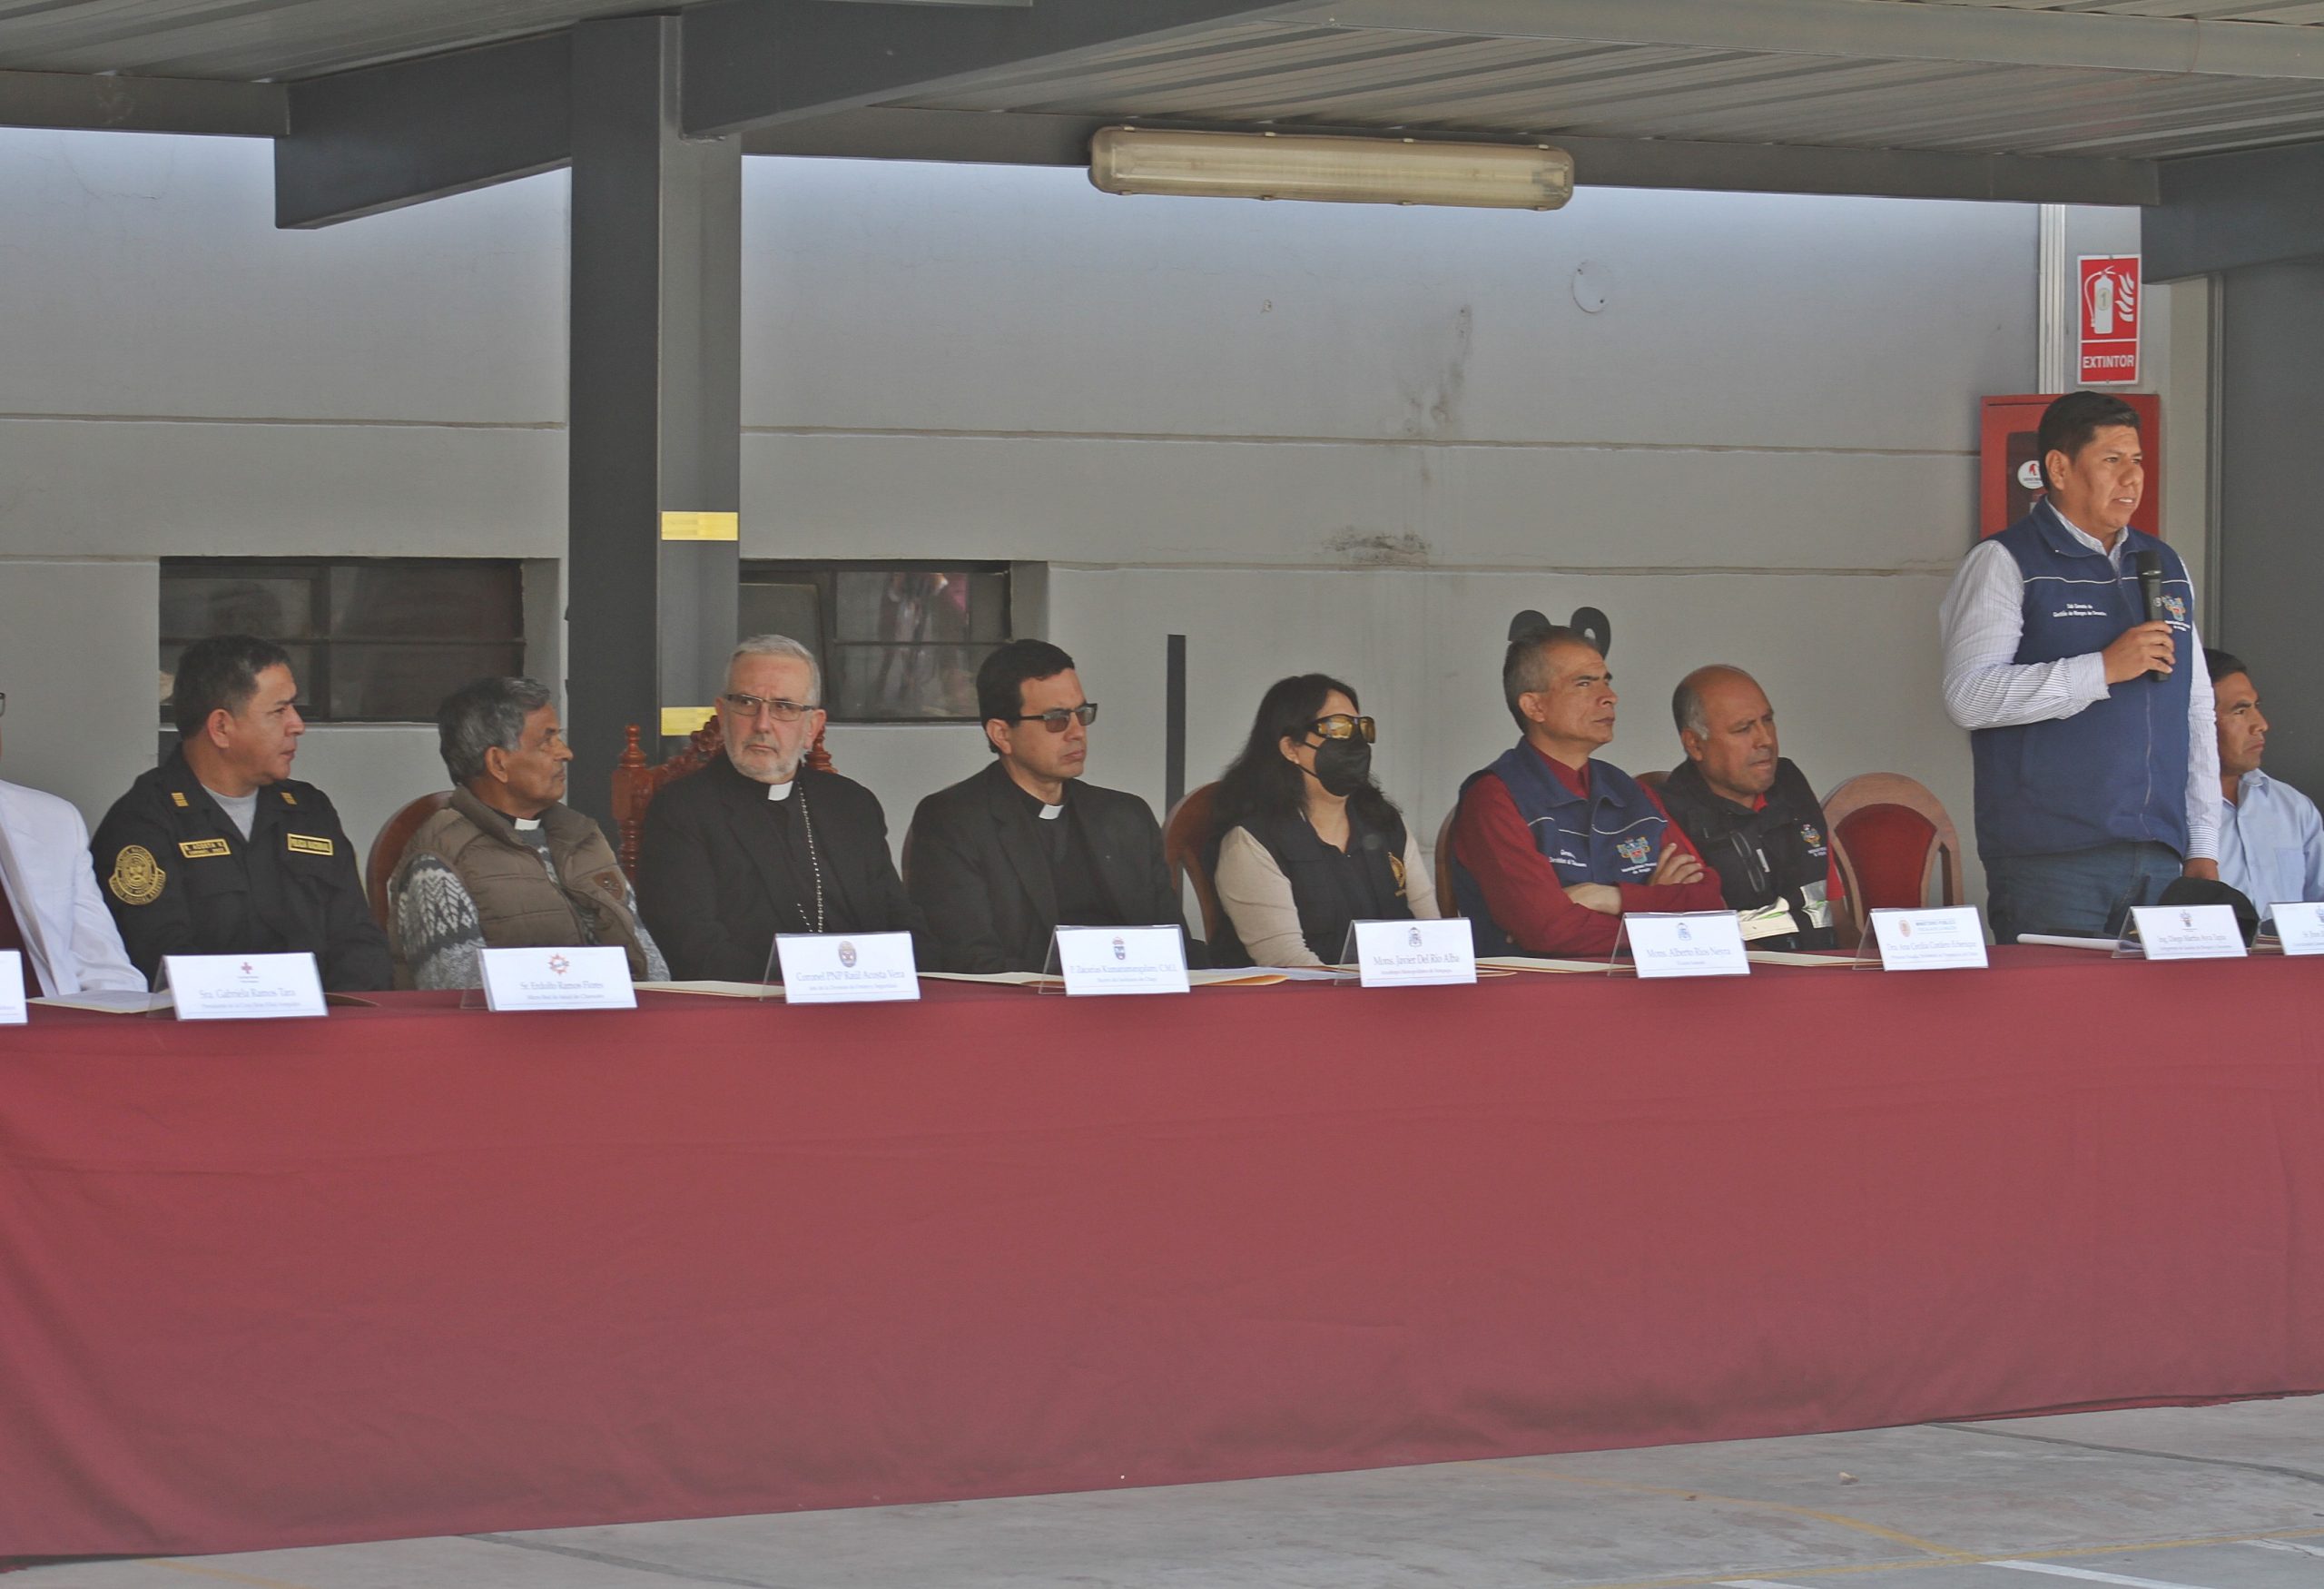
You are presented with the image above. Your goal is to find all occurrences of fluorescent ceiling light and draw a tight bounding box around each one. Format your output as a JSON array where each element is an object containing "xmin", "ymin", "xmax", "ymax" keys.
[{"xmin": 1089, "ymin": 127, "xmax": 1574, "ymax": 211}]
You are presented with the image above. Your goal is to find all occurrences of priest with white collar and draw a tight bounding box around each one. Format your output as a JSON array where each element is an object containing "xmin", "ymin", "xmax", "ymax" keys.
[
  {"xmin": 637, "ymin": 635, "xmax": 921, "ymax": 982},
  {"xmin": 0, "ymin": 690, "xmax": 145, "ymax": 996}
]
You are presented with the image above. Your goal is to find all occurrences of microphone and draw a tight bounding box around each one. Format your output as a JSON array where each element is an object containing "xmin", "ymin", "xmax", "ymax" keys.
[{"xmin": 2135, "ymin": 550, "xmax": 2166, "ymax": 682}]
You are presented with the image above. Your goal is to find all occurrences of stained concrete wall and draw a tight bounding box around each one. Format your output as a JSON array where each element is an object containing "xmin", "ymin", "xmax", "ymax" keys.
[{"xmin": 0, "ymin": 126, "xmax": 2137, "ymax": 902}]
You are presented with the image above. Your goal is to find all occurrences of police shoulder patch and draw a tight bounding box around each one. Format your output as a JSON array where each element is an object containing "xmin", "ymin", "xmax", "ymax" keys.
[
  {"xmin": 279, "ymin": 789, "xmax": 299, "ymax": 807},
  {"xmin": 178, "ymin": 838, "xmax": 232, "ymax": 859},
  {"xmin": 285, "ymin": 834, "xmax": 335, "ymax": 857},
  {"xmin": 170, "ymin": 791, "xmax": 191, "ymax": 809},
  {"xmin": 108, "ymin": 845, "xmax": 166, "ymax": 905}
]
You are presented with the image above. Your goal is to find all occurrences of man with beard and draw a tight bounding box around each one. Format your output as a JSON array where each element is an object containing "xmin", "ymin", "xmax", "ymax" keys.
[
  {"xmin": 638, "ymin": 635, "xmax": 921, "ymax": 982},
  {"xmin": 907, "ymin": 639, "xmax": 1190, "ymax": 973}
]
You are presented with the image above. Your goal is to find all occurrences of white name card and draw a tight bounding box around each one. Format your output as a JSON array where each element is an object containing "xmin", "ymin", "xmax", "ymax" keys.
[
  {"xmin": 2127, "ymin": 903, "xmax": 2247, "ymax": 961},
  {"xmin": 1352, "ymin": 917, "xmax": 1477, "ymax": 987},
  {"xmin": 480, "ymin": 945, "xmax": 638, "ymax": 1012},
  {"xmin": 1054, "ymin": 925, "xmax": 1190, "ymax": 996},
  {"xmin": 1867, "ymin": 906, "xmax": 1990, "ymax": 971},
  {"xmin": 2269, "ymin": 901, "xmax": 2324, "ymax": 955},
  {"xmin": 1625, "ymin": 912, "xmax": 1749, "ymax": 979},
  {"xmin": 0, "ymin": 952, "xmax": 25, "ymax": 1025},
  {"xmin": 775, "ymin": 932, "xmax": 921, "ymax": 1003},
  {"xmin": 162, "ymin": 952, "xmax": 328, "ymax": 1021}
]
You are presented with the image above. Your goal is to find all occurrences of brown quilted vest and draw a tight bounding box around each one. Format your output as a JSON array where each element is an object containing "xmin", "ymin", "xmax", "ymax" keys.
[{"xmin": 389, "ymin": 789, "xmax": 652, "ymax": 980}]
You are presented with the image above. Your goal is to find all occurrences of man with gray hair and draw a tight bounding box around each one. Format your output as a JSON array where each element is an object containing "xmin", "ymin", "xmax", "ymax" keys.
[
  {"xmin": 637, "ymin": 635, "xmax": 921, "ymax": 982},
  {"xmin": 389, "ymin": 676, "xmax": 666, "ymax": 989},
  {"xmin": 1656, "ymin": 665, "xmax": 1842, "ymax": 950}
]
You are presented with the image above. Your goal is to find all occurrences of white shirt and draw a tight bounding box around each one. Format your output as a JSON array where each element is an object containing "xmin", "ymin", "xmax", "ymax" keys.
[
  {"xmin": 1937, "ymin": 504, "xmax": 2219, "ymax": 861},
  {"xmin": 0, "ymin": 777, "xmax": 146, "ymax": 996},
  {"xmin": 2217, "ymin": 769, "xmax": 2324, "ymax": 922}
]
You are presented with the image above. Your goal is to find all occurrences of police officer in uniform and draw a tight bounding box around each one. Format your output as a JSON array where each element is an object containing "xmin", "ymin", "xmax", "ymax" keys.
[
  {"xmin": 1658, "ymin": 665, "xmax": 1839, "ymax": 951},
  {"xmin": 93, "ymin": 635, "xmax": 391, "ymax": 992}
]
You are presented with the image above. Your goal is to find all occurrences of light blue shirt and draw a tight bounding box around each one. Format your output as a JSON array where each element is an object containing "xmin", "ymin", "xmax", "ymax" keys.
[{"xmin": 2217, "ymin": 769, "xmax": 2324, "ymax": 922}]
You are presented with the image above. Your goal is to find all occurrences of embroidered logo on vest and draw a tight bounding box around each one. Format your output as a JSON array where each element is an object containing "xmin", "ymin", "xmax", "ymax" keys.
[{"xmin": 1616, "ymin": 835, "xmax": 1652, "ymax": 867}]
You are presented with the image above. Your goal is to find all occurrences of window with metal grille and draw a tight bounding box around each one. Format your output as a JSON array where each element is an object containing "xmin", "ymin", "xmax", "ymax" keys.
[
  {"xmin": 739, "ymin": 562, "xmax": 1012, "ymax": 723},
  {"xmin": 160, "ymin": 558, "xmax": 527, "ymax": 724}
]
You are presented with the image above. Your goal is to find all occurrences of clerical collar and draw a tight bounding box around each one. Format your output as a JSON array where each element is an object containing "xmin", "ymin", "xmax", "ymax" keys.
[
  {"xmin": 513, "ymin": 815, "xmax": 542, "ymax": 831},
  {"xmin": 1039, "ymin": 802, "xmax": 1064, "ymax": 822},
  {"xmin": 766, "ymin": 780, "xmax": 794, "ymax": 803}
]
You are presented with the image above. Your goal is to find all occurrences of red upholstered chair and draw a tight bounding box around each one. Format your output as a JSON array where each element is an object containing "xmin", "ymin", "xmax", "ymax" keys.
[
  {"xmin": 613, "ymin": 715, "xmax": 832, "ymax": 882},
  {"xmin": 364, "ymin": 792, "xmax": 455, "ymax": 931},
  {"xmin": 1162, "ymin": 782, "xmax": 1224, "ymax": 943},
  {"xmin": 1820, "ymin": 773, "xmax": 1965, "ymax": 939}
]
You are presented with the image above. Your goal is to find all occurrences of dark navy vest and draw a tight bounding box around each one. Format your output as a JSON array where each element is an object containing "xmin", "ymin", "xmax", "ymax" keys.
[
  {"xmin": 1972, "ymin": 503, "xmax": 2195, "ymax": 862},
  {"xmin": 1451, "ymin": 741, "xmax": 1667, "ymax": 955}
]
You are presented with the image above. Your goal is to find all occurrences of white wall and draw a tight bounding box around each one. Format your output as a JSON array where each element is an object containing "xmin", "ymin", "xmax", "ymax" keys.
[{"xmin": 0, "ymin": 127, "xmax": 2048, "ymax": 899}]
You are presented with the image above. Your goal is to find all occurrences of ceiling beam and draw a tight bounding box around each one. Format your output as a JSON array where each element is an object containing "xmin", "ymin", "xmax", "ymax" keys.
[
  {"xmin": 680, "ymin": 0, "xmax": 1315, "ymax": 137},
  {"xmin": 1284, "ymin": 0, "xmax": 2324, "ymax": 81},
  {"xmin": 275, "ymin": 34, "xmax": 569, "ymax": 229},
  {"xmin": 0, "ymin": 68, "xmax": 284, "ymax": 138},
  {"xmin": 744, "ymin": 104, "xmax": 2157, "ymax": 204},
  {"xmin": 2149, "ymin": 141, "xmax": 2324, "ymax": 280}
]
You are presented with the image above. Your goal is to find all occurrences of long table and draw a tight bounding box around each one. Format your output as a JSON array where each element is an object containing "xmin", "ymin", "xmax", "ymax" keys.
[{"xmin": 3, "ymin": 948, "xmax": 2320, "ymax": 1555}]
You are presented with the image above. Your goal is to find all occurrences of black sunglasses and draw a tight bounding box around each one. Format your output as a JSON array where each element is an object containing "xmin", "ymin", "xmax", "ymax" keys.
[{"xmin": 1012, "ymin": 702, "xmax": 1098, "ymax": 732}]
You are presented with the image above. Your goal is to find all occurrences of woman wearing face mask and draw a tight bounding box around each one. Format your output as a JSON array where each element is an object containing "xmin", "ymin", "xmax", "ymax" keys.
[{"xmin": 1206, "ymin": 674, "xmax": 1439, "ymax": 967}]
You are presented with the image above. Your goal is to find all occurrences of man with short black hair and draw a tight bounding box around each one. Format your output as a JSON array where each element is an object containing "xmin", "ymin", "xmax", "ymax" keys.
[
  {"xmin": 638, "ymin": 635, "xmax": 921, "ymax": 982},
  {"xmin": 389, "ymin": 677, "xmax": 666, "ymax": 989},
  {"xmin": 1659, "ymin": 665, "xmax": 1841, "ymax": 950},
  {"xmin": 92, "ymin": 634, "xmax": 391, "ymax": 990},
  {"xmin": 1450, "ymin": 625, "xmax": 1723, "ymax": 956},
  {"xmin": 907, "ymin": 639, "xmax": 1191, "ymax": 973},
  {"xmin": 2207, "ymin": 648, "xmax": 2324, "ymax": 923},
  {"xmin": 0, "ymin": 687, "xmax": 144, "ymax": 996},
  {"xmin": 1940, "ymin": 390, "xmax": 2218, "ymax": 942}
]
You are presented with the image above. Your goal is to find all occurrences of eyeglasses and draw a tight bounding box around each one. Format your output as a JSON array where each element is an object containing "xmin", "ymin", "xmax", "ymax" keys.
[
  {"xmin": 1012, "ymin": 703, "xmax": 1098, "ymax": 732},
  {"xmin": 1307, "ymin": 714, "xmax": 1375, "ymax": 743},
  {"xmin": 721, "ymin": 693, "xmax": 818, "ymax": 723}
]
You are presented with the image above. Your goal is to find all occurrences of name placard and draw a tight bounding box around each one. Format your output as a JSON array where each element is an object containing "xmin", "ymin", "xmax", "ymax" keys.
[
  {"xmin": 1054, "ymin": 925, "xmax": 1190, "ymax": 996},
  {"xmin": 0, "ymin": 952, "xmax": 25, "ymax": 1025},
  {"xmin": 1867, "ymin": 906, "xmax": 1989, "ymax": 971},
  {"xmin": 775, "ymin": 932, "xmax": 921, "ymax": 1003},
  {"xmin": 480, "ymin": 945, "xmax": 638, "ymax": 1012},
  {"xmin": 1352, "ymin": 917, "xmax": 1476, "ymax": 987},
  {"xmin": 2127, "ymin": 903, "xmax": 2247, "ymax": 961},
  {"xmin": 162, "ymin": 952, "xmax": 328, "ymax": 1021},
  {"xmin": 1624, "ymin": 912, "xmax": 1749, "ymax": 979},
  {"xmin": 2271, "ymin": 901, "xmax": 2324, "ymax": 955}
]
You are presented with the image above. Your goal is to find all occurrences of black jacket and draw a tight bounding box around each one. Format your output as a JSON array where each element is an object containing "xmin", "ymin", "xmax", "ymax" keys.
[
  {"xmin": 90, "ymin": 745, "xmax": 393, "ymax": 992},
  {"xmin": 636, "ymin": 754, "xmax": 922, "ymax": 982},
  {"xmin": 907, "ymin": 761, "xmax": 1195, "ymax": 973},
  {"xmin": 1657, "ymin": 755, "xmax": 1838, "ymax": 951}
]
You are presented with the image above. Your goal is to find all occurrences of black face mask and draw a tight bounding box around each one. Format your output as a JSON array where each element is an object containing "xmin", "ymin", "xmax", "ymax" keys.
[{"xmin": 1311, "ymin": 736, "xmax": 1373, "ymax": 797}]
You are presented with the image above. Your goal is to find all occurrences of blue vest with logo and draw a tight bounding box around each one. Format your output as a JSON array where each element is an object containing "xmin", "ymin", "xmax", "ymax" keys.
[
  {"xmin": 1971, "ymin": 503, "xmax": 2194, "ymax": 862},
  {"xmin": 1451, "ymin": 741, "xmax": 1668, "ymax": 955}
]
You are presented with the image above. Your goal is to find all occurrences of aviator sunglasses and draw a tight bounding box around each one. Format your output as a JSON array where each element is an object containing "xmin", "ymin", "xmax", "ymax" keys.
[{"xmin": 1306, "ymin": 713, "xmax": 1376, "ymax": 743}]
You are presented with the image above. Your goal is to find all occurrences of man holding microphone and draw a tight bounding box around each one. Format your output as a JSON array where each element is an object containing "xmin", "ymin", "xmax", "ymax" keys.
[{"xmin": 1939, "ymin": 391, "xmax": 2217, "ymax": 942}]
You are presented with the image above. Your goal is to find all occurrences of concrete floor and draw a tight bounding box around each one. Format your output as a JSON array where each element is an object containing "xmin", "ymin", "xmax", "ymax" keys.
[{"xmin": 13, "ymin": 1397, "xmax": 2323, "ymax": 1589}]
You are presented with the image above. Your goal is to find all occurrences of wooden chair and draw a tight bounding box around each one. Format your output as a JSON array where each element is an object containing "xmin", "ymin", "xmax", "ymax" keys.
[
  {"xmin": 1434, "ymin": 804, "xmax": 1461, "ymax": 915},
  {"xmin": 364, "ymin": 791, "xmax": 454, "ymax": 931},
  {"xmin": 1162, "ymin": 782, "xmax": 1224, "ymax": 943},
  {"xmin": 1820, "ymin": 773, "xmax": 1965, "ymax": 939},
  {"xmin": 611, "ymin": 713, "xmax": 832, "ymax": 881}
]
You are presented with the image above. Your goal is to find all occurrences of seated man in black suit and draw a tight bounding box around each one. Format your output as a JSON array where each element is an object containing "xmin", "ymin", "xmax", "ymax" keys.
[
  {"xmin": 637, "ymin": 634, "xmax": 921, "ymax": 982},
  {"xmin": 909, "ymin": 639, "xmax": 1194, "ymax": 973}
]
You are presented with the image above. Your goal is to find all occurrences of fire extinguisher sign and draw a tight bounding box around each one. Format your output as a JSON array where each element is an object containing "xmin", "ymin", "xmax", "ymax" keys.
[{"xmin": 2077, "ymin": 255, "xmax": 2140, "ymax": 386}]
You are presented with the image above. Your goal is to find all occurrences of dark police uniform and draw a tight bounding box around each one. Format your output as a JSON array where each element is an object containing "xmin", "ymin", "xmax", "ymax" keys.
[
  {"xmin": 91, "ymin": 745, "xmax": 392, "ymax": 991},
  {"xmin": 1657, "ymin": 756, "xmax": 1837, "ymax": 951}
]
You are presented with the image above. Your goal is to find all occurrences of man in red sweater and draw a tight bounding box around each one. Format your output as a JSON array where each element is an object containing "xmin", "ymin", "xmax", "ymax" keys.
[{"xmin": 1450, "ymin": 626, "xmax": 1726, "ymax": 956}]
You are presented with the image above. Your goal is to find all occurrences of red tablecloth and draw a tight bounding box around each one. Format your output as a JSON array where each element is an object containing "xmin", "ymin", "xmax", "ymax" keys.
[{"xmin": 2, "ymin": 948, "xmax": 2319, "ymax": 1555}]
